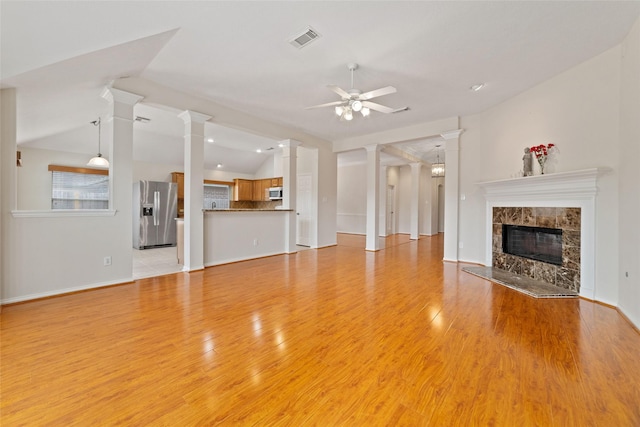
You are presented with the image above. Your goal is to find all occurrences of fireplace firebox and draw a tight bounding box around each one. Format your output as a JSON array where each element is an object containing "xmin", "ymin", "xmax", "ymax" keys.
[{"xmin": 502, "ymin": 224, "xmax": 563, "ymax": 266}]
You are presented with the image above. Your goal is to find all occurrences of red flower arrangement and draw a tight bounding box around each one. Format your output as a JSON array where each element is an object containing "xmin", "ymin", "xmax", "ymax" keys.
[{"xmin": 530, "ymin": 143, "xmax": 555, "ymax": 174}]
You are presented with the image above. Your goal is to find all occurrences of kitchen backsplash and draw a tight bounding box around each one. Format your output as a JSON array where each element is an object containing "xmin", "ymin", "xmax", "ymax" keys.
[{"xmin": 230, "ymin": 200, "xmax": 282, "ymax": 209}]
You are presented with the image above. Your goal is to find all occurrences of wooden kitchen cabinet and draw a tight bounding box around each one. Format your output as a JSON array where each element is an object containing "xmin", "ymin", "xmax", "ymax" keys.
[
  {"xmin": 230, "ymin": 176, "xmax": 283, "ymax": 201},
  {"xmin": 171, "ymin": 172, "xmax": 185, "ymax": 217},
  {"xmin": 172, "ymin": 172, "xmax": 184, "ymax": 198},
  {"xmin": 234, "ymin": 179, "xmax": 254, "ymax": 201}
]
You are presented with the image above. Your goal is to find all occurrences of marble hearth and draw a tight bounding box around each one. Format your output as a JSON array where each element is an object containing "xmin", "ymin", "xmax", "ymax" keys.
[{"xmin": 476, "ymin": 168, "xmax": 606, "ymax": 299}]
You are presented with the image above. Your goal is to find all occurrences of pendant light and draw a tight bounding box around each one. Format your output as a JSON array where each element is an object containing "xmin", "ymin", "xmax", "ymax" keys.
[
  {"xmin": 431, "ymin": 145, "xmax": 445, "ymax": 177},
  {"xmin": 87, "ymin": 118, "xmax": 109, "ymax": 168}
]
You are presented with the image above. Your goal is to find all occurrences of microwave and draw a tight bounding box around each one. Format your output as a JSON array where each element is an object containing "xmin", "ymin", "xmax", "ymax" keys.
[{"xmin": 268, "ymin": 187, "xmax": 283, "ymax": 200}]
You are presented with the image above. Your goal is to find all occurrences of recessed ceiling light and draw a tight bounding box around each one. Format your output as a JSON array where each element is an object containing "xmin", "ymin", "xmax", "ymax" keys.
[
  {"xmin": 207, "ymin": 138, "xmax": 214, "ymax": 143},
  {"xmin": 278, "ymin": 143, "xmax": 285, "ymax": 148},
  {"xmin": 256, "ymin": 149, "xmax": 262, "ymax": 153},
  {"xmin": 470, "ymin": 83, "xmax": 485, "ymax": 92},
  {"xmin": 217, "ymin": 163, "xmax": 223, "ymax": 168}
]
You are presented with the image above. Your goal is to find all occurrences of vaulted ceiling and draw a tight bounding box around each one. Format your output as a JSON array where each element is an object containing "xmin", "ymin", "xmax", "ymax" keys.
[{"xmin": 2, "ymin": 1, "xmax": 639, "ymax": 172}]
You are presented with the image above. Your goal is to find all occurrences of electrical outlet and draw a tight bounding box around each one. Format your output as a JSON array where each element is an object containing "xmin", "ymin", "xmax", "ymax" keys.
[
  {"xmin": 104, "ymin": 256, "xmax": 112, "ymax": 266},
  {"xmin": 253, "ymin": 238, "xmax": 259, "ymax": 246},
  {"xmin": 458, "ymin": 242, "xmax": 464, "ymax": 249}
]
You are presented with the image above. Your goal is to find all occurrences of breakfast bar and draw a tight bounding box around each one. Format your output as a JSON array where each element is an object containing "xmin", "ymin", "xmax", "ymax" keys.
[{"xmin": 203, "ymin": 209, "xmax": 294, "ymax": 266}]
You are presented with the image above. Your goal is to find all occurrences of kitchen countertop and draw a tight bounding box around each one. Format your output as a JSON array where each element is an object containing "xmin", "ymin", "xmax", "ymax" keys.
[{"xmin": 202, "ymin": 208, "xmax": 293, "ymax": 212}]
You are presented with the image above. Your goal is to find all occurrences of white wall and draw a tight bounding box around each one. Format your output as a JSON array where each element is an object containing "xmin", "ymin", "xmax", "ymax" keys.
[
  {"xmin": 17, "ymin": 148, "xmax": 97, "ymax": 210},
  {"xmin": 254, "ymin": 152, "xmax": 282, "ymax": 179},
  {"xmin": 459, "ymin": 44, "xmax": 623, "ymax": 304},
  {"xmin": 312, "ymin": 143, "xmax": 337, "ymax": 248},
  {"xmin": 204, "ymin": 211, "xmax": 287, "ymax": 266},
  {"xmin": 338, "ymin": 162, "xmax": 435, "ymax": 237},
  {"xmin": 396, "ymin": 165, "xmax": 412, "ymax": 234},
  {"xmin": 618, "ymin": 17, "xmax": 640, "ymax": 327},
  {"xmin": 337, "ymin": 162, "xmax": 367, "ymax": 234}
]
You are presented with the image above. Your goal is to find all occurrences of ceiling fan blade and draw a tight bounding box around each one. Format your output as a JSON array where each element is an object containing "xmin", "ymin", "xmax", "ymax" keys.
[
  {"xmin": 327, "ymin": 85, "xmax": 351, "ymax": 99},
  {"xmin": 361, "ymin": 101, "xmax": 396, "ymax": 114},
  {"xmin": 305, "ymin": 100, "xmax": 346, "ymax": 110},
  {"xmin": 359, "ymin": 86, "xmax": 396, "ymax": 101}
]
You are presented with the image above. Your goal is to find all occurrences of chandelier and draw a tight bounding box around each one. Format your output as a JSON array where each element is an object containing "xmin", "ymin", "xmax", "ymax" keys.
[{"xmin": 431, "ymin": 145, "xmax": 445, "ymax": 177}]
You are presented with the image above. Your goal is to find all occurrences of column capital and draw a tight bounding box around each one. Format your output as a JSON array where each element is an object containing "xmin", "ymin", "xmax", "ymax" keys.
[
  {"xmin": 101, "ymin": 87, "xmax": 144, "ymax": 105},
  {"xmin": 440, "ymin": 129, "xmax": 464, "ymax": 140},
  {"xmin": 178, "ymin": 110, "xmax": 211, "ymax": 124},
  {"xmin": 364, "ymin": 144, "xmax": 381, "ymax": 153},
  {"xmin": 279, "ymin": 139, "xmax": 302, "ymax": 148}
]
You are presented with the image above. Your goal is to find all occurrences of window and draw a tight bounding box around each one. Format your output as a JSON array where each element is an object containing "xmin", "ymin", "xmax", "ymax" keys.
[
  {"xmin": 49, "ymin": 165, "xmax": 109, "ymax": 209},
  {"xmin": 203, "ymin": 184, "xmax": 230, "ymax": 209}
]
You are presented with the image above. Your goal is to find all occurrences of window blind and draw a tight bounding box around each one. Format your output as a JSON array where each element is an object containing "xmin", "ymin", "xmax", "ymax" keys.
[{"xmin": 51, "ymin": 170, "xmax": 109, "ymax": 209}]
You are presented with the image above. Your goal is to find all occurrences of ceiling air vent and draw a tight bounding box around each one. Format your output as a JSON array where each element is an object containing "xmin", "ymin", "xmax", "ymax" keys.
[{"xmin": 289, "ymin": 26, "xmax": 321, "ymax": 49}]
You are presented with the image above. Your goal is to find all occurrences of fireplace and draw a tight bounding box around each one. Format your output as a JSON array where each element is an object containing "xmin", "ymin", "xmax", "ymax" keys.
[
  {"xmin": 502, "ymin": 224, "xmax": 563, "ymax": 266},
  {"xmin": 492, "ymin": 207, "xmax": 580, "ymax": 292},
  {"xmin": 477, "ymin": 168, "xmax": 604, "ymax": 299}
]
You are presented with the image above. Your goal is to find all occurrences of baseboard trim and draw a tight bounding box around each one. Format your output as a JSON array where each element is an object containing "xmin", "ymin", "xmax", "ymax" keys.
[{"xmin": 1, "ymin": 278, "xmax": 134, "ymax": 306}]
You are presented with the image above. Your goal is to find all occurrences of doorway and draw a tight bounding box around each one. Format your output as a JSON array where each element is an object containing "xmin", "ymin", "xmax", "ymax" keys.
[
  {"xmin": 296, "ymin": 173, "xmax": 312, "ymax": 247},
  {"xmin": 386, "ymin": 184, "xmax": 396, "ymax": 235},
  {"xmin": 437, "ymin": 183, "xmax": 445, "ymax": 233}
]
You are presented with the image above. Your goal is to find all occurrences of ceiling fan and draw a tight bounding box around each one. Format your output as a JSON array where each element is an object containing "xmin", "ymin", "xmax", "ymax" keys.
[{"xmin": 306, "ymin": 63, "xmax": 407, "ymax": 121}]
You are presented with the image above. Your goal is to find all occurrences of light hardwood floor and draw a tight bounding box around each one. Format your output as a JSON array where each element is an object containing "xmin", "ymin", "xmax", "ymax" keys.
[{"xmin": 2, "ymin": 233, "xmax": 639, "ymax": 425}]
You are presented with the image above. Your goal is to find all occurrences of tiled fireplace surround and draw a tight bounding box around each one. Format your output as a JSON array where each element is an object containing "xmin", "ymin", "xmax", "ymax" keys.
[
  {"xmin": 478, "ymin": 168, "xmax": 604, "ymax": 299},
  {"xmin": 492, "ymin": 207, "xmax": 581, "ymax": 292}
]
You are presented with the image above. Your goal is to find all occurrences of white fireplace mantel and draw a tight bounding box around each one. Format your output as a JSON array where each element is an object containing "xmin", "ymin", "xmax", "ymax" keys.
[
  {"xmin": 476, "ymin": 168, "xmax": 610, "ymax": 300},
  {"xmin": 477, "ymin": 168, "xmax": 609, "ymax": 202}
]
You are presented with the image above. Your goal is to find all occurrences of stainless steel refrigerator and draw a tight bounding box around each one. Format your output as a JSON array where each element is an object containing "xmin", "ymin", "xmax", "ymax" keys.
[{"xmin": 133, "ymin": 181, "xmax": 178, "ymax": 249}]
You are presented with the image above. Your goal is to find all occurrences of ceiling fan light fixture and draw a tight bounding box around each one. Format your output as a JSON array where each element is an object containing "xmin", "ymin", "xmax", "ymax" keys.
[{"xmin": 306, "ymin": 63, "xmax": 404, "ymax": 122}]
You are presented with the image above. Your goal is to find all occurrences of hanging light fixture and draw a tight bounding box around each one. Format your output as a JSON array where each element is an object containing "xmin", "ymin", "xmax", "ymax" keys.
[
  {"xmin": 431, "ymin": 145, "xmax": 445, "ymax": 177},
  {"xmin": 87, "ymin": 118, "xmax": 109, "ymax": 168}
]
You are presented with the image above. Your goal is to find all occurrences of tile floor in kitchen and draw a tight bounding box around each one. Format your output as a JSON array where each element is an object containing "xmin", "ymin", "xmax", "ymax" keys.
[
  {"xmin": 133, "ymin": 245, "xmax": 312, "ymax": 280},
  {"xmin": 133, "ymin": 247, "xmax": 183, "ymax": 280}
]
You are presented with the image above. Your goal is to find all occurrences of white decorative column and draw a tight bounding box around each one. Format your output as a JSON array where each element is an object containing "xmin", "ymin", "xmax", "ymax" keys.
[
  {"xmin": 410, "ymin": 162, "xmax": 422, "ymax": 240},
  {"xmin": 281, "ymin": 139, "xmax": 300, "ymax": 253},
  {"xmin": 442, "ymin": 129, "xmax": 463, "ymax": 261},
  {"xmin": 178, "ymin": 110, "xmax": 211, "ymax": 272},
  {"xmin": 101, "ymin": 87, "xmax": 143, "ymax": 279},
  {"xmin": 365, "ymin": 144, "xmax": 381, "ymax": 251},
  {"xmin": 101, "ymin": 88, "xmax": 143, "ymax": 212},
  {"xmin": 379, "ymin": 165, "xmax": 388, "ymax": 237},
  {"xmin": 0, "ymin": 88, "xmax": 18, "ymax": 309}
]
